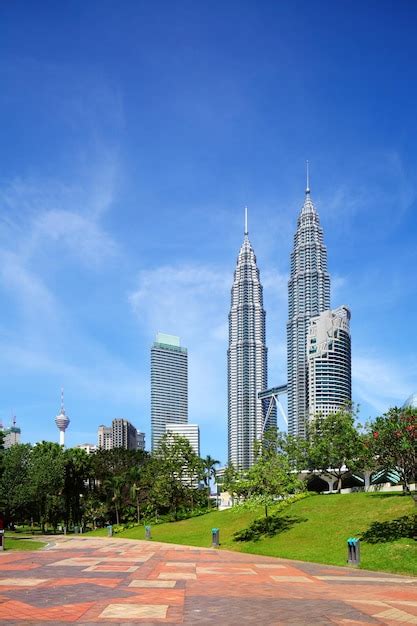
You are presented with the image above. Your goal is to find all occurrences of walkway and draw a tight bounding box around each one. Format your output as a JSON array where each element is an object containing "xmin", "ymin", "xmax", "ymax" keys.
[{"xmin": 0, "ymin": 536, "xmax": 416, "ymax": 624}]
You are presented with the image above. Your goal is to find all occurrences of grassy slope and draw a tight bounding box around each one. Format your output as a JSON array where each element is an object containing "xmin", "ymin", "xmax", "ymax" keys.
[
  {"xmin": 4, "ymin": 534, "xmax": 46, "ymax": 551},
  {"xmin": 99, "ymin": 493, "xmax": 417, "ymax": 575}
]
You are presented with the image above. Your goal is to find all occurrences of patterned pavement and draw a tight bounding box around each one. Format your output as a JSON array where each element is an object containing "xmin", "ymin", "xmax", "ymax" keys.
[{"xmin": 0, "ymin": 536, "xmax": 416, "ymax": 624}]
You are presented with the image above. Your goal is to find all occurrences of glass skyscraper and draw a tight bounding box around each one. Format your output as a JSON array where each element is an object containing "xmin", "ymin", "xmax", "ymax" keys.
[
  {"xmin": 151, "ymin": 333, "xmax": 188, "ymax": 451},
  {"xmin": 287, "ymin": 182, "xmax": 330, "ymax": 437},
  {"xmin": 228, "ymin": 212, "xmax": 271, "ymax": 469}
]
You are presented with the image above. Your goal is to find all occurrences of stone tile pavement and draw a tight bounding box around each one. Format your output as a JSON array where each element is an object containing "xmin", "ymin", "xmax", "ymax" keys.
[{"xmin": 0, "ymin": 536, "xmax": 416, "ymax": 624}]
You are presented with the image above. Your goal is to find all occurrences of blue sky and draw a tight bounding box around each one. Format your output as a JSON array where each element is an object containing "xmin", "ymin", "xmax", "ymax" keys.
[{"xmin": 0, "ymin": 1, "xmax": 416, "ymax": 464}]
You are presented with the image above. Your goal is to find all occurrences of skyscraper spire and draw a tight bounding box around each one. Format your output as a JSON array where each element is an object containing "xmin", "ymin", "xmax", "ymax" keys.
[
  {"xmin": 61, "ymin": 386, "xmax": 65, "ymax": 414},
  {"xmin": 287, "ymin": 179, "xmax": 330, "ymax": 437},
  {"xmin": 228, "ymin": 218, "xmax": 271, "ymax": 469},
  {"xmin": 306, "ymin": 160, "xmax": 310, "ymax": 194},
  {"xmin": 244, "ymin": 206, "xmax": 248, "ymax": 236}
]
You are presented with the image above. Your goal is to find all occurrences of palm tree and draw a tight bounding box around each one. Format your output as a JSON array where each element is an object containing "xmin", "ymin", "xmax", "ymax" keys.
[
  {"xmin": 202, "ymin": 455, "xmax": 220, "ymax": 509},
  {"xmin": 103, "ymin": 475, "xmax": 124, "ymax": 525},
  {"xmin": 128, "ymin": 467, "xmax": 142, "ymax": 523}
]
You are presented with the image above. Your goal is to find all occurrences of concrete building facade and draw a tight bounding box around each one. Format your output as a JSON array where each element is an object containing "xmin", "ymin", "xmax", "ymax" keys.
[{"xmin": 307, "ymin": 305, "xmax": 352, "ymax": 418}]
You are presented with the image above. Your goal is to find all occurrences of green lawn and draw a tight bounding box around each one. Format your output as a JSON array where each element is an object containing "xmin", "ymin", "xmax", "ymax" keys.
[
  {"xmin": 3, "ymin": 533, "xmax": 46, "ymax": 551},
  {"xmin": 90, "ymin": 493, "xmax": 417, "ymax": 576}
]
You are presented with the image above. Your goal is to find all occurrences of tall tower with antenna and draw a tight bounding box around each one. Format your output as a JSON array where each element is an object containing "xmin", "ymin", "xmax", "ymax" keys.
[
  {"xmin": 228, "ymin": 208, "xmax": 272, "ymax": 469},
  {"xmin": 287, "ymin": 164, "xmax": 331, "ymax": 437},
  {"xmin": 55, "ymin": 388, "xmax": 70, "ymax": 446}
]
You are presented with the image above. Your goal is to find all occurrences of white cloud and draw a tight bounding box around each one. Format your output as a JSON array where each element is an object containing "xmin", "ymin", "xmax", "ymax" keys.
[
  {"xmin": 129, "ymin": 264, "xmax": 231, "ymax": 342},
  {"xmin": 353, "ymin": 354, "xmax": 416, "ymax": 416},
  {"xmin": 0, "ymin": 341, "xmax": 147, "ymax": 405},
  {"xmin": 32, "ymin": 209, "xmax": 117, "ymax": 265}
]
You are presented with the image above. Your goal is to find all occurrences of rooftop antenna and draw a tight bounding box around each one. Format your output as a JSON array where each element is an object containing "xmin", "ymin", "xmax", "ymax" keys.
[
  {"xmin": 306, "ymin": 160, "xmax": 310, "ymax": 194},
  {"xmin": 244, "ymin": 206, "xmax": 248, "ymax": 236}
]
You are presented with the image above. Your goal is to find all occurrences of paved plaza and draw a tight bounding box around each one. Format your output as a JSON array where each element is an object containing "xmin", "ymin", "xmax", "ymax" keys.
[{"xmin": 0, "ymin": 536, "xmax": 416, "ymax": 624}]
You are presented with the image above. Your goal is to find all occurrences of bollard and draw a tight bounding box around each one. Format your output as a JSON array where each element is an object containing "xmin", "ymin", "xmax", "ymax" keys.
[
  {"xmin": 107, "ymin": 524, "xmax": 113, "ymax": 537},
  {"xmin": 211, "ymin": 527, "xmax": 220, "ymax": 547},
  {"xmin": 145, "ymin": 525, "xmax": 151, "ymax": 540},
  {"xmin": 0, "ymin": 529, "xmax": 4, "ymax": 551},
  {"xmin": 347, "ymin": 538, "xmax": 360, "ymax": 566}
]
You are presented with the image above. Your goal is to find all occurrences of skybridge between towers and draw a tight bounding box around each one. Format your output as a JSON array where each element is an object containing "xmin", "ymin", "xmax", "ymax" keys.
[{"xmin": 258, "ymin": 384, "xmax": 288, "ymax": 433}]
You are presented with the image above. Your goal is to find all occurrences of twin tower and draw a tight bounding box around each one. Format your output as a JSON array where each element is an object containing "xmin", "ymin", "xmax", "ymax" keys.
[{"xmin": 227, "ymin": 182, "xmax": 352, "ymax": 469}]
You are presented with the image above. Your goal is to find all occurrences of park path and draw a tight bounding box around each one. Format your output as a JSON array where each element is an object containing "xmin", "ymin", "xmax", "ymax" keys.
[{"xmin": 0, "ymin": 535, "xmax": 416, "ymax": 624}]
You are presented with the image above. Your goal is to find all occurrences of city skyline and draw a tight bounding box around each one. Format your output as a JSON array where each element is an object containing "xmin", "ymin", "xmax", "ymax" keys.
[{"xmin": 0, "ymin": 2, "xmax": 416, "ymax": 464}]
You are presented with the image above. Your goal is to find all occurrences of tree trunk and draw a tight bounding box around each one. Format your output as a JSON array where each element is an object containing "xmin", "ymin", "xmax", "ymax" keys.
[
  {"xmin": 337, "ymin": 476, "xmax": 342, "ymax": 493},
  {"xmin": 136, "ymin": 498, "xmax": 140, "ymax": 523},
  {"xmin": 115, "ymin": 504, "xmax": 119, "ymax": 525}
]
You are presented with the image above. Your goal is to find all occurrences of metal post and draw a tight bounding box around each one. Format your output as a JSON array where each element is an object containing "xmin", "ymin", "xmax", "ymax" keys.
[
  {"xmin": 347, "ymin": 538, "xmax": 360, "ymax": 566},
  {"xmin": 211, "ymin": 528, "xmax": 220, "ymax": 547},
  {"xmin": 107, "ymin": 524, "xmax": 113, "ymax": 537},
  {"xmin": 0, "ymin": 529, "xmax": 4, "ymax": 551}
]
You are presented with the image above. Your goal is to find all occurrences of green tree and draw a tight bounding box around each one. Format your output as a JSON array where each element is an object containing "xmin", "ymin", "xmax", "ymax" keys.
[
  {"xmin": 103, "ymin": 474, "xmax": 126, "ymax": 525},
  {"xmin": 369, "ymin": 407, "xmax": 417, "ymax": 495},
  {"xmin": 30, "ymin": 442, "xmax": 66, "ymax": 531},
  {"xmin": 202, "ymin": 454, "xmax": 220, "ymax": 509},
  {"xmin": 63, "ymin": 447, "xmax": 91, "ymax": 527},
  {"xmin": 151, "ymin": 434, "xmax": 201, "ymax": 520},
  {"xmin": 307, "ymin": 407, "xmax": 363, "ymax": 493},
  {"xmin": 244, "ymin": 429, "xmax": 304, "ymax": 518},
  {"xmin": 0, "ymin": 443, "xmax": 33, "ymax": 524}
]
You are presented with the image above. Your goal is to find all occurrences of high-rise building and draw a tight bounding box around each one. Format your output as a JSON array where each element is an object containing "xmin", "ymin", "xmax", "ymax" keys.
[
  {"xmin": 307, "ymin": 306, "xmax": 351, "ymax": 418},
  {"xmin": 97, "ymin": 425, "xmax": 112, "ymax": 450},
  {"xmin": 112, "ymin": 418, "xmax": 137, "ymax": 450},
  {"xmin": 0, "ymin": 416, "xmax": 21, "ymax": 449},
  {"xmin": 287, "ymin": 177, "xmax": 330, "ymax": 437},
  {"xmin": 97, "ymin": 419, "xmax": 140, "ymax": 451},
  {"xmin": 166, "ymin": 423, "xmax": 200, "ymax": 456},
  {"xmin": 228, "ymin": 209, "xmax": 271, "ymax": 470},
  {"xmin": 136, "ymin": 430, "xmax": 146, "ymax": 451},
  {"xmin": 151, "ymin": 333, "xmax": 188, "ymax": 451}
]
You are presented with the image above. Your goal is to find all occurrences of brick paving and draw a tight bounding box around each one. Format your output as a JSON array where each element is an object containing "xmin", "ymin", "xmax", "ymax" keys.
[{"xmin": 0, "ymin": 536, "xmax": 416, "ymax": 624}]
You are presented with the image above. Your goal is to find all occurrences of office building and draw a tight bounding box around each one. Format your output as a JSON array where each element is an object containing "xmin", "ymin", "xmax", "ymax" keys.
[
  {"xmin": 97, "ymin": 419, "xmax": 142, "ymax": 451},
  {"xmin": 287, "ymin": 177, "xmax": 330, "ymax": 437},
  {"xmin": 151, "ymin": 333, "xmax": 188, "ymax": 451},
  {"xmin": 97, "ymin": 425, "xmax": 112, "ymax": 450},
  {"xmin": 228, "ymin": 209, "xmax": 270, "ymax": 470},
  {"xmin": 307, "ymin": 306, "xmax": 352, "ymax": 418},
  {"xmin": 166, "ymin": 423, "xmax": 200, "ymax": 456},
  {"xmin": 112, "ymin": 418, "xmax": 137, "ymax": 450},
  {"xmin": 136, "ymin": 430, "xmax": 146, "ymax": 451}
]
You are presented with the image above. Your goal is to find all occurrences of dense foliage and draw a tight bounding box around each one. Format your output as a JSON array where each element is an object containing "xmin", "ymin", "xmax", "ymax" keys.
[
  {"xmin": 0, "ymin": 403, "xmax": 415, "ymax": 531},
  {"xmin": 0, "ymin": 434, "xmax": 218, "ymax": 530}
]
